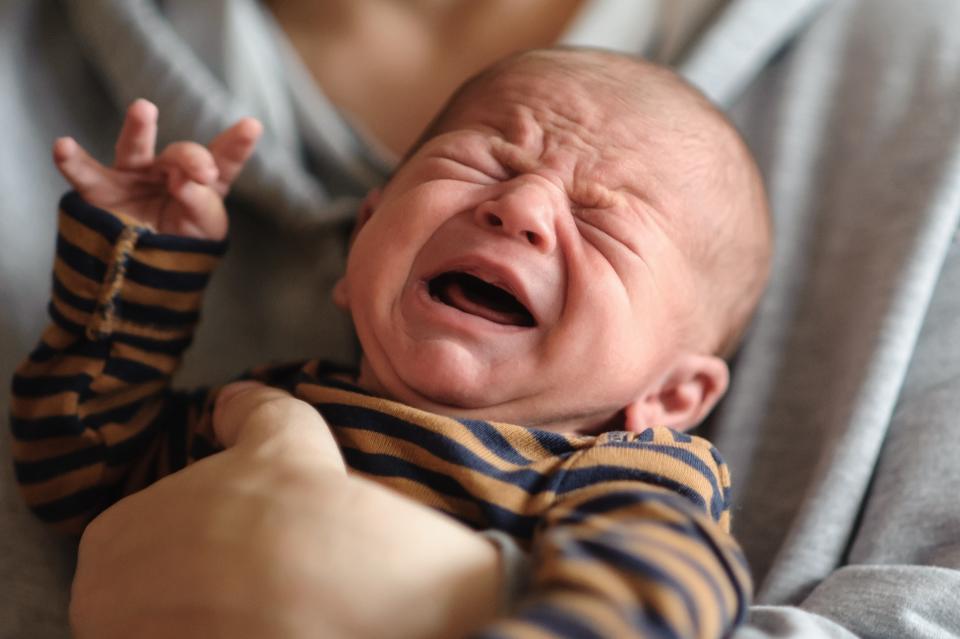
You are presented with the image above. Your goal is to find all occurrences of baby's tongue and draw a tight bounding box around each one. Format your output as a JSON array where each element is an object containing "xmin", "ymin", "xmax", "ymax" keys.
[{"xmin": 439, "ymin": 274, "xmax": 532, "ymax": 327}]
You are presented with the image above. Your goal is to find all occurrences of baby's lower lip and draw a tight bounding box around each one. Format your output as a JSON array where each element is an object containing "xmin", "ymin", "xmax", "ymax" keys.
[
  {"xmin": 427, "ymin": 272, "xmax": 536, "ymax": 328},
  {"xmin": 411, "ymin": 280, "xmax": 534, "ymax": 335}
]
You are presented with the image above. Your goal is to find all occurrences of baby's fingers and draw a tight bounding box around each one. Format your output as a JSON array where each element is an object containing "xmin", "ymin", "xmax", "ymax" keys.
[
  {"xmin": 208, "ymin": 117, "xmax": 262, "ymax": 195},
  {"xmin": 53, "ymin": 137, "xmax": 118, "ymax": 200},
  {"xmin": 164, "ymin": 168, "xmax": 228, "ymax": 240},
  {"xmin": 155, "ymin": 141, "xmax": 219, "ymax": 186},
  {"xmin": 114, "ymin": 99, "xmax": 158, "ymax": 170}
]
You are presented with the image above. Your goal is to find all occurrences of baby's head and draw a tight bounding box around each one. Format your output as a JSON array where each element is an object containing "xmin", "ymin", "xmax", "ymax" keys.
[{"xmin": 334, "ymin": 47, "xmax": 771, "ymax": 434}]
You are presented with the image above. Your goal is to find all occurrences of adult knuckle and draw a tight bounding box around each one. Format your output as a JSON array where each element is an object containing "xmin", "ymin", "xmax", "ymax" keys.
[{"xmin": 79, "ymin": 511, "xmax": 111, "ymax": 551}]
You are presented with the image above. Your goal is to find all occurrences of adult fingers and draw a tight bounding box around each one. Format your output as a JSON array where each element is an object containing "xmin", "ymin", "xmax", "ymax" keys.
[
  {"xmin": 114, "ymin": 99, "xmax": 158, "ymax": 170},
  {"xmin": 213, "ymin": 382, "xmax": 285, "ymax": 449},
  {"xmin": 208, "ymin": 117, "xmax": 262, "ymax": 195}
]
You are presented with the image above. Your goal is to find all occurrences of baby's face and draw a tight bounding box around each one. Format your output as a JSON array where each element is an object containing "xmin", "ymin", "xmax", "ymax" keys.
[{"xmin": 338, "ymin": 66, "xmax": 709, "ymax": 432}]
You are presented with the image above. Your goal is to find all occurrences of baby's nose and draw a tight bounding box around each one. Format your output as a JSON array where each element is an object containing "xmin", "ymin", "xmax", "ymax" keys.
[{"xmin": 473, "ymin": 183, "xmax": 557, "ymax": 253}]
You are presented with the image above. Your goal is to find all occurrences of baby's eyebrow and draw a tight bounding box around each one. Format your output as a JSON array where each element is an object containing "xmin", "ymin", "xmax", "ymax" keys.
[
  {"xmin": 568, "ymin": 180, "xmax": 622, "ymax": 209},
  {"xmin": 486, "ymin": 126, "xmax": 646, "ymax": 210},
  {"xmin": 499, "ymin": 102, "xmax": 547, "ymax": 152},
  {"xmin": 488, "ymin": 138, "xmax": 540, "ymax": 174},
  {"xmin": 568, "ymin": 157, "xmax": 647, "ymax": 207}
]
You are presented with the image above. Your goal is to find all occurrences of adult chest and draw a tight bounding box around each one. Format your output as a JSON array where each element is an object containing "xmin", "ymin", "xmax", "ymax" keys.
[{"xmin": 265, "ymin": 0, "xmax": 586, "ymax": 157}]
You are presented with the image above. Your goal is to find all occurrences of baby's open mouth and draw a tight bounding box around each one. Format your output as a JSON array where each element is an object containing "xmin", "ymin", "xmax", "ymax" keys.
[{"xmin": 428, "ymin": 272, "xmax": 536, "ymax": 327}]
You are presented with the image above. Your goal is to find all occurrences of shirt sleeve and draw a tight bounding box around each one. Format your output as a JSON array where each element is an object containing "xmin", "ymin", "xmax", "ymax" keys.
[
  {"xmin": 9, "ymin": 192, "xmax": 226, "ymax": 534},
  {"xmin": 476, "ymin": 428, "xmax": 753, "ymax": 639}
]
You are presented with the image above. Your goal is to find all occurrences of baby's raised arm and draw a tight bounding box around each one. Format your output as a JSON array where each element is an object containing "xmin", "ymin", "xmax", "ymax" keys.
[{"xmin": 10, "ymin": 103, "xmax": 263, "ymax": 533}]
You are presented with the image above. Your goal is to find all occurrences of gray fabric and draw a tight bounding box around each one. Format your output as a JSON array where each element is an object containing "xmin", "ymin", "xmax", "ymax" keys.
[
  {"xmin": 3, "ymin": 0, "xmax": 960, "ymax": 637},
  {"xmin": 63, "ymin": 0, "xmax": 373, "ymax": 226},
  {"xmin": 680, "ymin": 0, "xmax": 830, "ymax": 107},
  {"xmin": 698, "ymin": 1, "xmax": 960, "ymax": 636},
  {"xmin": 739, "ymin": 566, "xmax": 960, "ymax": 638}
]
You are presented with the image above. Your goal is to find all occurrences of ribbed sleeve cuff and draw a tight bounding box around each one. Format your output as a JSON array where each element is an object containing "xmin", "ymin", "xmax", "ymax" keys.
[
  {"xmin": 51, "ymin": 192, "xmax": 227, "ymax": 344},
  {"xmin": 480, "ymin": 530, "xmax": 532, "ymax": 614}
]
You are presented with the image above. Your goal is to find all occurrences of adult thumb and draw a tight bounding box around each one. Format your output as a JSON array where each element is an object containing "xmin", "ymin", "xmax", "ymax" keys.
[{"xmin": 212, "ymin": 382, "xmax": 344, "ymax": 469}]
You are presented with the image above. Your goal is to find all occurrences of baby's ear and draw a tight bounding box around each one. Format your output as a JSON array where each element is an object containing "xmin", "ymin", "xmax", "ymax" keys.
[
  {"xmin": 356, "ymin": 187, "xmax": 381, "ymax": 230},
  {"xmin": 623, "ymin": 354, "xmax": 729, "ymax": 433},
  {"xmin": 332, "ymin": 276, "xmax": 350, "ymax": 310},
  {"xmin": 333, "ymin": 188, "xmax": 383, "ymax": 310},
  {"xmin": 346, "ymin": 187, "xmax": 382, "ymax": 245}
]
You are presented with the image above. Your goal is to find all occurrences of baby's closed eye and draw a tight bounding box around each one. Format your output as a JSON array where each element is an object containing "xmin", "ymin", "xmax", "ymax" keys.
[
  {"xmin": 574, "ymin": 206, "xmax": 644, "ymax": 259},
  {"xmin": 431, "ymin": 156, "xmax": 506, "ymax": 184}
]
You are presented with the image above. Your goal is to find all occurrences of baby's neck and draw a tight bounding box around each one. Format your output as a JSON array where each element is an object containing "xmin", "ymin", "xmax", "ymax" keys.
[{"xmin": 348, "ymin": 357, "xmax": 622, "ymax": 436}]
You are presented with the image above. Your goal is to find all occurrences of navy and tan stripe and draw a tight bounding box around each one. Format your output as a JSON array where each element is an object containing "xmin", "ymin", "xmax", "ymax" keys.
[
  {"xmin": 527, "ymin": 565, "xmax": 695, "ymax": 638},
  {"xmin": 316, "ymin": 402, "xmax": 562, "ymax": 492},
  {"xmin": 49, "ymin": 294, "xmax": 98, "ymax": 334},
  {"xmin": 485, "ymin": 421, "xmax": 583, "ymax": 462},
  {"xmin": 55, "ymin": 234, "xmax": 110, "ymax": 284},
  {"xmin": 456, "ymin": 418, "xmax": 536, "ymax": 465},
  {"xmin": 341, "ymin": 446, "xmax": 543, "ymax": 538},
  {"xmin": 557, "ymin": 542, "xmax": 705, "ymax": 635},
  {"xmin": 335, "ymin": 425, "xmax": 563, "ymax": 504},
  {"xmin": 537, "ymin": 498, "xmax": 739, "ymax": 621},
  {"xmin": 10, "ymin": 415, "xmax": 88, "ymax": 444},
  {"xmin": 28, "ymin": 484, "xmax": 116, "ymax": 525},
  {"xmin": 52, "ymin": 269, "xmax": 99, "ymax": 314},
  {"xmin": 302, "ymin": 386, "xmax": 585, "ymax": 472},
  {"xmin": 119, "ymin": 277, "xmax": 208, "ymax": 312}
]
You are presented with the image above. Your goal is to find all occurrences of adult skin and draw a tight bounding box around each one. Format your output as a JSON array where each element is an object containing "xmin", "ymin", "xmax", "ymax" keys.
[
  {"xmin": 263, "ymin": 0, "xmax": 585, "ymax": 156},
  {"xmin": 70, "ymin": 384, "xmax": 501, "ymax": 639}
]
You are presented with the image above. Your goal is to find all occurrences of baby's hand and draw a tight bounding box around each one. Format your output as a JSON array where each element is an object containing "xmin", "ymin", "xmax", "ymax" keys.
[{"xmin": 53, "ymin": 99, "xmax": 261, "ymax": 241}]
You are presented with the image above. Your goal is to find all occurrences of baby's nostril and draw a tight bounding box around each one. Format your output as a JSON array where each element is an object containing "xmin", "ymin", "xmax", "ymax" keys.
[
  {"xmin": 525, "ymin": 231, "xmax": 537, "ymax": 245},
  {"xmin": 484, "ymin": 213, "xmax": 503, "ymax": 227}
]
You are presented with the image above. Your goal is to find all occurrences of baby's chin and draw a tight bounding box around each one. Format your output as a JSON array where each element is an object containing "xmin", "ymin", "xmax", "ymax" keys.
[
  {"xmin": 358, "ymin": 350, "xmax": 520, "ymax": 413},
  {"xmin": 356, "ymin": 354, "xmax": 615, "ymax": 433}
]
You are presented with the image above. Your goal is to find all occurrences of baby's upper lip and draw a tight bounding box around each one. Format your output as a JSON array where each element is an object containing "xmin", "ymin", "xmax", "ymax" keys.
[{"xmin": 426, "ymin": 254, "xmax": 540, "ymax": 326}]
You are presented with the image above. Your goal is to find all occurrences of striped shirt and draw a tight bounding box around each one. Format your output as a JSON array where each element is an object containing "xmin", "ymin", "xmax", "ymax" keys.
[{"xmin": 11, "ymin": 192, "xmax": 752, "ymax": 638}]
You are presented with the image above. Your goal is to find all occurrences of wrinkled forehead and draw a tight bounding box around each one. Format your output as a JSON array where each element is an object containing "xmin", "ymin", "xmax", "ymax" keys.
[
  {"xmin": 450, "ymin": 64, "xmax": 650, "ymax": 153},
  {"xmin": 434, "ymin": 61, "xmax": 699, "ymax": 219},
  {"xmin": 438, "ymin": 67, "xmax": 680, "ymax": 197}
]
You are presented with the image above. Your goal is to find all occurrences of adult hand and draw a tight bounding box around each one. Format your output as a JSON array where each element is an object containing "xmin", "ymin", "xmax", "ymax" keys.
[{"xmin": 70, "ymin": 383, "xmax": 502, "ymax": 639}]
